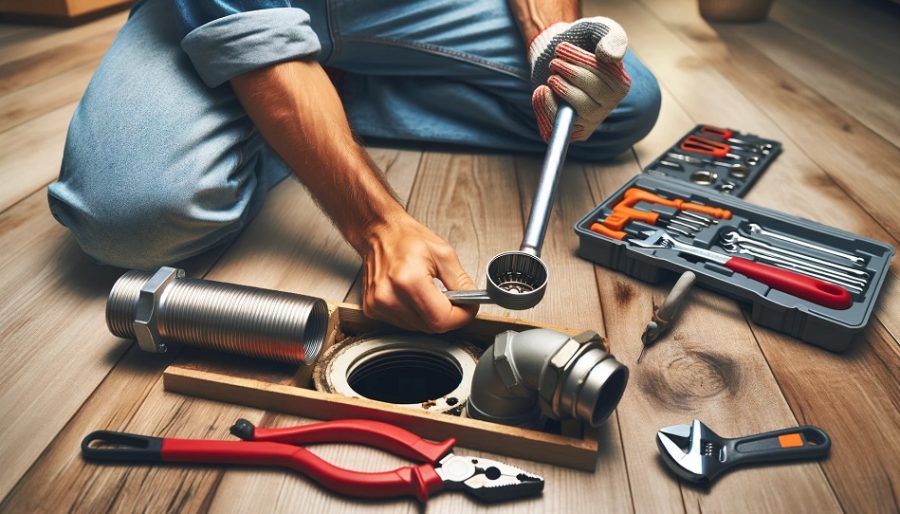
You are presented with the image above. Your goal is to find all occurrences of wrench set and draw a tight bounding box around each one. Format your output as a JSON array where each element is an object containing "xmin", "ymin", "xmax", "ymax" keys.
[
  {"xmin": 644, "ymin": 125, "xmax": 781, "ymax": 197},
  {"xmin": 575, "ymin": 175, "xmax": 894, "ymax": 351}
]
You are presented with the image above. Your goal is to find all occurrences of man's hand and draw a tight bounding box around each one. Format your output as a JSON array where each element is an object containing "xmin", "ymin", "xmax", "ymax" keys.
[
  {"xmin": 528, "ymin": 17, "xmax": 632, "ymax": 141},
  {"xmin": 231, "ymin": 60, "xmax": 477, "ymax": 332},
  {"xmin": 359, "ymin": 214, "xmax": 478, "ymax": 333}
]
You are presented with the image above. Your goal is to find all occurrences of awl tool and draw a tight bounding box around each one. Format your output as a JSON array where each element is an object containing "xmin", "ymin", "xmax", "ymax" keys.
[
  {"xmin": 82, "ymin": 418, "xmax": 544, "ymax": 503},
  {"xmin": 657, "ymin": 419, "xmax": 831, "ymax": 484},
  {"xmin": 639, "ymin": 271, "xmax": 696, "ymax": 363}
]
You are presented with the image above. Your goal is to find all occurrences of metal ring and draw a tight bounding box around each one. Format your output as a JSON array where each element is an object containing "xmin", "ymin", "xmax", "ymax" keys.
[
  {"xmin": 728, "ymin": 167, "xmax": 748, "ymax": 179},
  {"xmin": 690, "ymin": 170, "xmax": 718, "ymax": 185},
  {"xmin": 314, "ymin": 333, "xmax": 479, "ymax": 415}
]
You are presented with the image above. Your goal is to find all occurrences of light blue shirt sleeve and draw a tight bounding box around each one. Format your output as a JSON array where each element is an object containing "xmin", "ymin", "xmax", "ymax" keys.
[{"xmin": 175, "ymin": 1, "xmax": 321, "ymax": 87}]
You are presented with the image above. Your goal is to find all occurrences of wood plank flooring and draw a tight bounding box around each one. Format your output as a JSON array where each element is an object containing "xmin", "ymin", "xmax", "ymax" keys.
[{"xmin": 0, "ymin": 1, "xmax": 897, "ymax": 513}]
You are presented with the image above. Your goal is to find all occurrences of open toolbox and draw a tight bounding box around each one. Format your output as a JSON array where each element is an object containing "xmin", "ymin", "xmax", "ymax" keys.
[
  {"xmin": 643, "ymin": 124, "xmax": 781, "ymax": 197},
  {"xmin": 163, "ymin": 303, "xmax": 603, "ymax": 470},
  {"xmin": 575, "ymin": 175, "xmax": 894, "ymax": 351}
]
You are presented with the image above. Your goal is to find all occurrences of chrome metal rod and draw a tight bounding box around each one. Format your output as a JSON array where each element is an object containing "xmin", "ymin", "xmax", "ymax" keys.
[
  {"xmin": 442, "ymin": 289, "xmax": 493, "ymax": 304},
  {"xmin": 520, "ymin": 103, "xmax": 576, "ymax": 256}
]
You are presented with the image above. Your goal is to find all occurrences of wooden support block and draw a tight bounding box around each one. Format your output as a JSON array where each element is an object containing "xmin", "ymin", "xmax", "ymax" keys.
[{"xmin": 163, "ymin": 303, "xmax": 607, "ymax": 470}]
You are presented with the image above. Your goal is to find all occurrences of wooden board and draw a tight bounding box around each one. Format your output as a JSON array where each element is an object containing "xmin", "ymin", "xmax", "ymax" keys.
[
  {"xmin": 0, "ymin": 104, "xmax": 74, "ymax": 211},
  {"xmin": 0, "ymin": 0, "xmax": 131, "ymax": 19},
  {"xmin": 772, "ymin": 0, "xmax": 900, "ymax": 88},
  {"xmin": 163, "ymin": 303, "xmax": 601, "ymax": 470},
  {"xmin": 0, "ymin": 26, "xmax": 118, "ymax": 96},
  {"xmin": 0, "ymin": 147, "xmax": 424, "ymax": 512},
  {"xmin": 1, "ymin": 1, "xmax": 898, "ymax": 512},
  {"xmin": 0, "ymin": 10, "xmax": 124, "ymax": 67},
  {"xmin": 605, "ymin": 2, "xmax": 900, "ymax": 511}
]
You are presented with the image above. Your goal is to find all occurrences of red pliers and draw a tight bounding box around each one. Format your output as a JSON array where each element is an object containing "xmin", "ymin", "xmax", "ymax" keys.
[
  {"xmin": 698, "ymin": 125, "xmax": 774, "ymax": 152},
  {"xmin": 680, "ymin": 134, "xmax": 743, "ymax": 160},
  {"xmin": 81, "ymin": 418, "xmax": 544, "ymax": 503}
]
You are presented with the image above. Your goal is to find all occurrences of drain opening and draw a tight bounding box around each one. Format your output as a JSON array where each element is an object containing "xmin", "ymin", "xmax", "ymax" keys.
[{"xmin": 347, "ymin": 349, "xmax": 462, "ymax": 404}]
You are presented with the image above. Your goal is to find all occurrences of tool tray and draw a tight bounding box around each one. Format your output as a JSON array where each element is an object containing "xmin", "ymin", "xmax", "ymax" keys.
[
  {"xmin": 644, "ymin": 124, "xmax": 781, "ymax": 197},
  {"xmin": 574, "ymin": 175, "xmax": 894, "ymax": 351}
]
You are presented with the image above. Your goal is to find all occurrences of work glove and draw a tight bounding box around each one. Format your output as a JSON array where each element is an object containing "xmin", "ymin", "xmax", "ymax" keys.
[{"xmin": 528, "ymin": 17, "xmax": 631, "ymax": 142}]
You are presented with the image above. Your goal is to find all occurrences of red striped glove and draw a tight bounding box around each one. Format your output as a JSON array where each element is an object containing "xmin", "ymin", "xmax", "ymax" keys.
[{"xmin": 529, "ymin": 17, "xmax": 632, "ymax": 142}]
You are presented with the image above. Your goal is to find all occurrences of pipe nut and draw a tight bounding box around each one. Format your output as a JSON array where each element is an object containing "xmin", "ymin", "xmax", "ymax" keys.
[
  {"xmin": 132, "ymin": 266, "xmax": 183, "ymax": 353},
  {"xmin": 468, "ymin": 328, "xmax": 626, "ymax": 429},
  {"xmin": 538, "ymin": 331, "xmax": 603, "ymax": 416},
  {"xmin": 492, "ymin": 331, "xmax": 530, "ymax": 396}
]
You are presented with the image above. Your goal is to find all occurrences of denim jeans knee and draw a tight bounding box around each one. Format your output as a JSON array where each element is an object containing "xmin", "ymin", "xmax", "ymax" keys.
[{"xmin": 47, "ymin": 0, "xmax": 289, "ymax": 269}]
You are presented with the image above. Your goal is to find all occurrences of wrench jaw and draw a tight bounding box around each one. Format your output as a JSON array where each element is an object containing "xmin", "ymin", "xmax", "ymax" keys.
[
  {"xmin": 628, "ymin": 230, "xmax": 668, "ymax": 249},
  {"xmin": 656, "ymin": 420, "xmax": 727, "ymax": 484}
]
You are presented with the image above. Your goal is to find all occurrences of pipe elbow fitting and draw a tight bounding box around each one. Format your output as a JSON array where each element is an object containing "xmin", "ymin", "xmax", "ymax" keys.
[{"xmin": 466, "ymin": 329, "xmax": 628, "ymax": 428}]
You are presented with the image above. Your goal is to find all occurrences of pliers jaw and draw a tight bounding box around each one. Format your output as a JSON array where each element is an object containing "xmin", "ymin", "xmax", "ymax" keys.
[
  {"xmin": 436, "ymin": 454, "xmax": 544, "ymax": 502},
  {"xmin": 656, "ymin": 419, "xmax": 726, "ymax": 483}
]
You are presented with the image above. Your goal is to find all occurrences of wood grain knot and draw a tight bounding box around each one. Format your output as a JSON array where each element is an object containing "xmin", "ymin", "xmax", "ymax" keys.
[
  {"xmin": 613, "ymin": 280, "xmax": 635, "ymax": 305},
  {"xmin": 639, "ymin": 348, "xmax": 741, "ymax": 410}
]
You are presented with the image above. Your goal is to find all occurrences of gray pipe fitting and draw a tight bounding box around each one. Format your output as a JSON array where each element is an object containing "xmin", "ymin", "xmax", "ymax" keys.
[
  {"xmin": 466, "ymin": 329, "xmax": 628, "ymax": 428},
  {"xmin": 106, "ymin": 267, "xmax": 329, "ymax": 364}
]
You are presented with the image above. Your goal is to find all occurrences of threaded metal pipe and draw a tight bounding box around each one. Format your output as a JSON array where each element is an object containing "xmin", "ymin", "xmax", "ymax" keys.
[
  {"xmin": 106, "ymin": 270, "xmax": 152, "ymax": 338},
  {"xmin": 466, "ymin": 329, "xmax": 628, "ymax": 428},
  {"xmin": 106, "ymin": 267, "xmax": 328, "ymax": 364}
]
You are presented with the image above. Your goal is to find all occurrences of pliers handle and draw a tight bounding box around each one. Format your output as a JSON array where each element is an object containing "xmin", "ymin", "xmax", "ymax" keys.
[
  {"xmin": 82, "ymin": 419, "xmax": 455, "ymax": 502},
  {"xmin": 229, "ymin": 418, "xmax": 455, "ymax": 462},
  {"xmin": 680, "ymin": 134, "xmax": 741, "ymax": 160}
]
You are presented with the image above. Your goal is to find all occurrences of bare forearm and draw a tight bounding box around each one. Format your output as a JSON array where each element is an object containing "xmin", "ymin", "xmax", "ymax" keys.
[
  {"xmin": 230, "ymin": 60, "xmax": 405, "ymax": 253},
  {"xmin": 508, "ymin": 0, "xmax": 581, "ymax": 43}
]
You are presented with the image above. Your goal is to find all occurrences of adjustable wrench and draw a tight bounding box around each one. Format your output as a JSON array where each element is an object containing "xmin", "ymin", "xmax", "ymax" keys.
[{"xmin": 657, "ymin": 420, "xmax": 831, "ymax": 484}]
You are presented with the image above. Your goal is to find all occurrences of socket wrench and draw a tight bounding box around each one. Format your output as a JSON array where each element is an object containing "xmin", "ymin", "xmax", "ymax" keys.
[{"xmin": 444, "ymin": 104, "xmax": 575, "ymax": 310}]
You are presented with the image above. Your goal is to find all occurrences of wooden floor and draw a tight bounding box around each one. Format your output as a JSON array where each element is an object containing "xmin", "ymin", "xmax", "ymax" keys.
[{"xmin": 0, "ymin": 0, "xmax": 898, "ymax": 512}]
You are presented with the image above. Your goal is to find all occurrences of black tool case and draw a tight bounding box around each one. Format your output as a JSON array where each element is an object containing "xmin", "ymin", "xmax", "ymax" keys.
[
  {"xmin": 643, "ymin": 125, "xmax": 781, "ymax": 197},
  {"xmin": 574, "ymin": 175, "xmax": 894, "ymax": 351}
]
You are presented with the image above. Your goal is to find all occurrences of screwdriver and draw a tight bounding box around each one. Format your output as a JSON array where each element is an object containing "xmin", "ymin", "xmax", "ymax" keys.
[{"xmin": 639, "ymin": 271, "xmax": 696, "ymax": 363}]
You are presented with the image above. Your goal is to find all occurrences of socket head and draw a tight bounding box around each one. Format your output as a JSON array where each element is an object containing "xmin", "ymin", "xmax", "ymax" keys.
[
  {"xmin": 133, "ymin": 266, "xmax": 183, "ymax": 353},
  {"xmin": 485, "ymin": 252, "xmax": 548, "ymax": 310}
]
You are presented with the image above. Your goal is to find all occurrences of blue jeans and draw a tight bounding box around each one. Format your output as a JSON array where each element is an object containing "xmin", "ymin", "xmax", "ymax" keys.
[{"xmin": 48, "ymin": 0, "xmax": 661, "ymax": 268}]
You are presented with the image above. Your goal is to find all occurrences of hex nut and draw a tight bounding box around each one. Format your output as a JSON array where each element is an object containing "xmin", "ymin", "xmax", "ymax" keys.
[
  {"xmin": 132, "ymin": 266, "xmax": 183, "ymax": 353},
  {"xmin": 538, "ymin": 335, "xmax": 602, "ymax": 416},
  {"xmin": 492, "ymin": 331, "xmax": 522, "ymax": 390}
]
